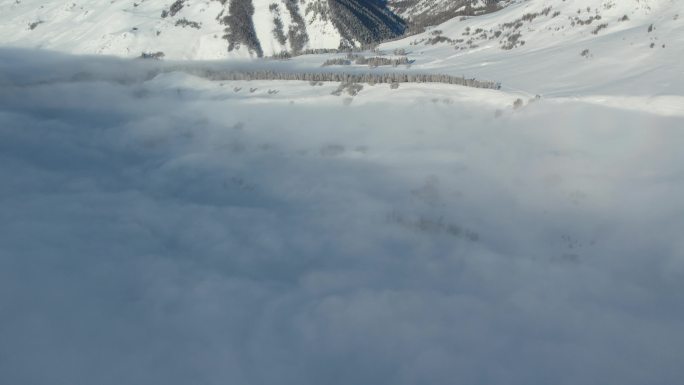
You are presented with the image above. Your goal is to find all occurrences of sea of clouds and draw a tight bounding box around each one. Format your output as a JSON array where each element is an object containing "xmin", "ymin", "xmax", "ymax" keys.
[{"xmin": 1, "ymin": 49, "xmax": 683, "ymax": 385}]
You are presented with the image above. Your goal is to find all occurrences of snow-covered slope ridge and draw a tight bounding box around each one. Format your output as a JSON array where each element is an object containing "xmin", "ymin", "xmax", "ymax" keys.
[
  {"xmin": 0, "ymin": 0, "xmax": 406, "ymax": 59},
  {"xmin": 380, "ymin": 0, "xmax": 684, "ymax": 96},
  {"xmin": 389, "ymin": 0, "xmax": 511, "ymax": 31}
]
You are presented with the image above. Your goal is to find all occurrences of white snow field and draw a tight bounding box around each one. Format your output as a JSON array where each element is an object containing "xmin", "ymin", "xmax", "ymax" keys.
[
  {"xmin": 377, "ymin": 0, "xmax": 684, "ymax": 97},
  {"xmin": 1, "ymin": 0, "xmax": 684, "ymax": 384}
]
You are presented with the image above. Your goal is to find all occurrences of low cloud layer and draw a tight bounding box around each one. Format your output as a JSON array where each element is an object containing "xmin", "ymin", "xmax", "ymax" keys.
[{"xmin": 1, "ymin": 49, "xmax": 683, "ymax": 385}]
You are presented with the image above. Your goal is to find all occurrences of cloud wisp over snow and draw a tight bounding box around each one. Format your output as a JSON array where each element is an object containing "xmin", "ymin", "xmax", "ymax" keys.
[{"xmin": 1, "ymin": 49, "xmax": 683, "ymax": 385}]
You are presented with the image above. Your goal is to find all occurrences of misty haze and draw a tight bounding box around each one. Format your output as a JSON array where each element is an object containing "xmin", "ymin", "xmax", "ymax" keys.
[{"xmin": 1, "ymin": 1, "xmax": 683, "ymax": 384}]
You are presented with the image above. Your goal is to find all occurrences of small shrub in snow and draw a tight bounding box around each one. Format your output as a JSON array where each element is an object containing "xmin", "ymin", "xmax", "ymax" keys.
[
  {"xmin": 161, "ymin": 0, "xmax": 185, "ymax": 18},
  {"xmin": 513, "ymin": 98, "xmax": 524, "ymax": 109},
  {"xmin": 140, "ymin": 51, "xmax": 165, "ymax": 60},
  {"xmin": 592, "ymin": 23, "xmax": 608, "ymax": 34},
  {"xmin": 332, "ymin": 82, "xmax": 363, "ymax": 96},
  {"xmin": 175, "ymin": 18, "xmax": 201, "ymax": 29},
  {"xmin": 28, "ymin": 20, "xmax": 43, "ymax": 30}
]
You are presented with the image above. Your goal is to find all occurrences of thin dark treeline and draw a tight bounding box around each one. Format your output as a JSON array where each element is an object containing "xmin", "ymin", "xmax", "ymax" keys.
[{"xmin": 179, "ymin": 68, "xmax": 501, "ymax": 89}]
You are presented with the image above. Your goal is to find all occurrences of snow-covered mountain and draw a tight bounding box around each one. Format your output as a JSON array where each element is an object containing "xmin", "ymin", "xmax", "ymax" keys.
[
  {"xmin": 1, "ymin": 0, "xmax": 680, "ymax": 94},
  {"xmin": 0, "ymin": 0, "xmax": 406, "ymax": 59},
  {"xmin": 389, "ymin": 0, "xmax": 508, "ymax": 32},
  {"xmin": 378, "ymin": 0, "xmax": 683, "ymax": 97}
]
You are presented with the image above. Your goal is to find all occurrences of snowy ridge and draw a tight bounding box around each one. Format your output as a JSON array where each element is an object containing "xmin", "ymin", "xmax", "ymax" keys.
[{"xmin": 389, "ymin": 0, "xmax": 509, "ymax": 31}]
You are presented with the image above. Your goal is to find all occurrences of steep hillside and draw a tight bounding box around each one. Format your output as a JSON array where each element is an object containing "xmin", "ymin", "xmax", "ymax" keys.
[
  {"xmin": 389, "ymin": 0, "xmax": 509, "ymax": 32},
  {"xmin": 0, "ymin": 0, "xmax": 406, "ymax": 59},
  {"xmin": 379, "ymin": 0, "xmax": 684, "ymax": 97}
]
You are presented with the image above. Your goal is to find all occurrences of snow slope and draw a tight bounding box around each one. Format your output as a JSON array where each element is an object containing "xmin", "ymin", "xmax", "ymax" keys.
[
  {"xmin": 0, "ymin": 0, "xmax": 404, "ymax": 59},
  {"xmin": 379, "ymin": 0, "xmax": 684, "ymax": 98}
]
